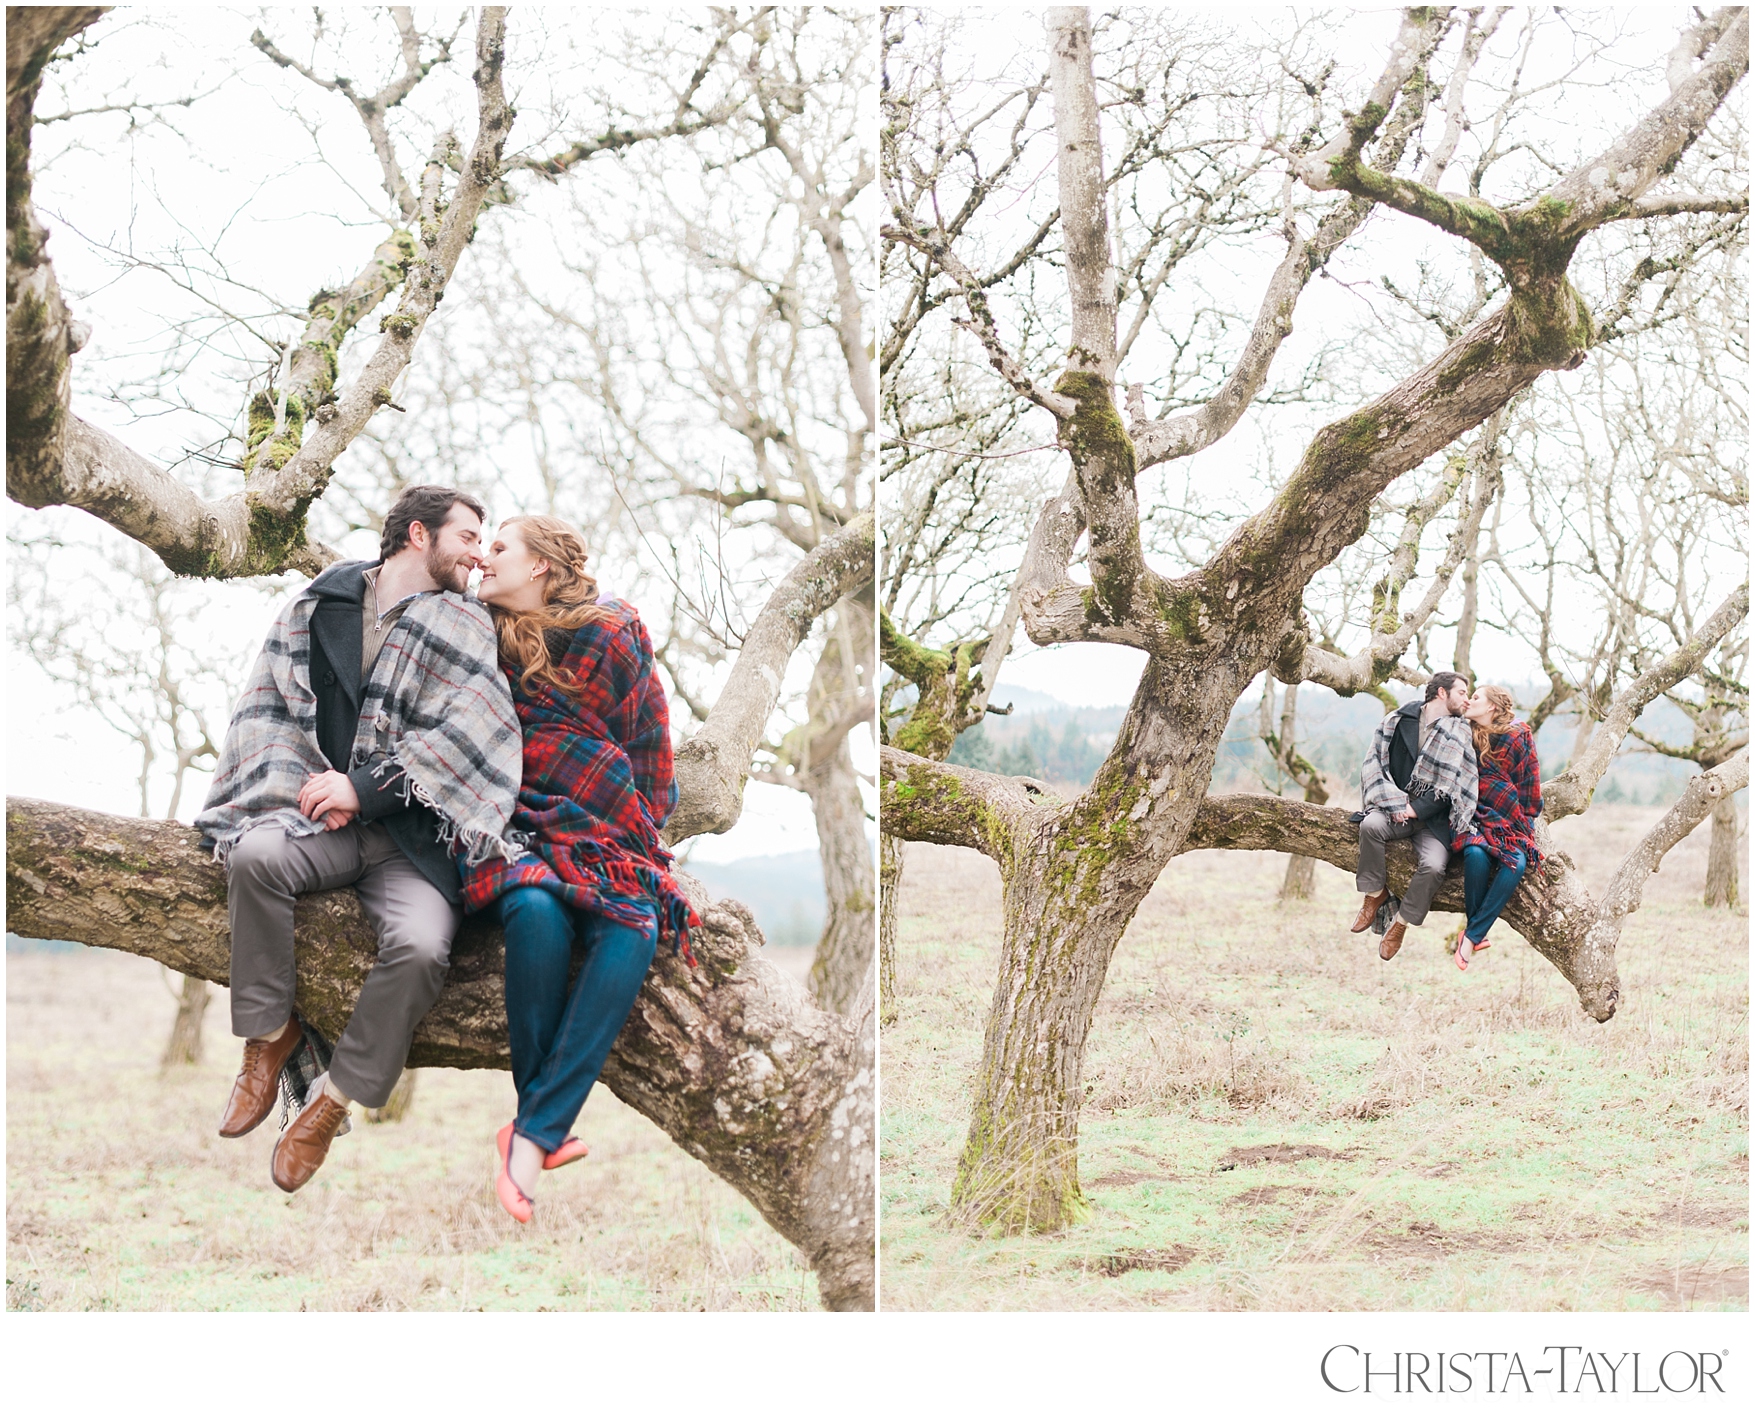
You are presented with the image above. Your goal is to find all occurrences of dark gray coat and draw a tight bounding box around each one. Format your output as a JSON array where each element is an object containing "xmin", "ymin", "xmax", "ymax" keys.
[
  {"xmin": 306, "ymin": 558, "xmax": 462, "ymax": 903},
  {"xmin": 1386, "ymin": 699, "xmax": 1453, "ymax": 843}
]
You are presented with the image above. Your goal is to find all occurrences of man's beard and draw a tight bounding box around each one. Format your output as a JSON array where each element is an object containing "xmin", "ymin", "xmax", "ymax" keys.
[{"xmin": 425, "ymin": 541, "xmax": 471, "ymax": 593}]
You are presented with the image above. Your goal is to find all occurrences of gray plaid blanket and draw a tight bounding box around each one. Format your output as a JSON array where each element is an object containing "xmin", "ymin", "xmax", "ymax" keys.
[
  {"xmin": 196, "ymin": 585, "xmax": 522, "ymax": 869},
  {"xmin": 1360, "ymin": 711, "xmax": 1478, "ymax": 836}
]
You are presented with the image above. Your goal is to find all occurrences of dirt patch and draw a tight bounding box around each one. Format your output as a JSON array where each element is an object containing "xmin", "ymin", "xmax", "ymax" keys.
[
  {"xmin": 1087, "ymin": 1169, "xmax": 1169, "ymax": 1189},
  {"xmin": 1656, "ymin": 1202, "xmax": 1747, "ymax": 1229},
  {"xmin": 1098, "ymin": 1246, "xmax": 1197, "ymax": 1277},
  {"xmin": 1218, "ymin": 1143, "xmax": 1342, "ymax": 1170},
  {"xmin": 1228, "ymin": 1185, "xmax": 1318, "ymax": 1207},
  {"xmin": 1359, "ymin": 1220, "xmax": 1530, "ymax": 1257},
  {"xmin": 1632, "ymin": 1265, "xmax": 1749, "ymax": 1307}
]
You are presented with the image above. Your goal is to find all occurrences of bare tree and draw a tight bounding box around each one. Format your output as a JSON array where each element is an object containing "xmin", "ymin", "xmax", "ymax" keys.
[
  {"xmin": 7, "ymin": 8, "xmax": 875, "ymax": 1309},
  {"xmin": 879, "ymin": 6, "xmax": 1747, "ymax": 1231}
]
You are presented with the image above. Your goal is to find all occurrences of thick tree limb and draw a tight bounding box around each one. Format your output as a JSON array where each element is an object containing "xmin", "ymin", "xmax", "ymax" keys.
[
  {"xmin": 6, "ymin": 10, "xmax": 512, "ymax": 576},
  {"xmin": 1594, "ymin": 751, "xmax": 1749, "ymax": 923},
  {"xmin": 879, "ymin": 745, "xmax": 1047, "ymax": 860},
  {"xmin": 1046, "ymin": 7, "xmax": 1115, "ymax": 379},
  {"xmin": 6, "ymin": 7, "xmax": 109, "ymax": 520},
  {"xmin": 1297, "ymin": 8, "xmax": 1749, "ymax": 267},
  {"xmin": 876, "ymin": 748, "xmax": 1639, "ymax": 1023},
  {"xmin": 1296, "ymin": 420, "xmax": 1500, "ymax": 694},
  {"xmin": 664, "ymin": 512, "xmax": 874, "ymax": 844},
  {"xmin": 5, "ymin": 796, "xmax": 872, "ymax": 1309}
]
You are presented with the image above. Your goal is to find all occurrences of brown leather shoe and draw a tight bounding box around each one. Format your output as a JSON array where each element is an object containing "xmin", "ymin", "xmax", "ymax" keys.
[
  {"xmin": 1379, "ymin": 919, "xmax": 1408, "ymax": 961},
  {"xmin": 1351, "ymin": 890, "xmax": 1388, "ymax": 934},
  {"xmin": 271, "ymin": 1091, "xmax": 349, "ymax": 1193},
  {"xmin": 218, "ymin": 1024, "xmax": 305, "ymax": 1138}
]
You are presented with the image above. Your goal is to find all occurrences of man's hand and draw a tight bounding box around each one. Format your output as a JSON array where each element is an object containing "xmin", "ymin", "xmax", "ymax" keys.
[
  {"xmin": 1391, "ymin": 808, "xmax": 1416, "ymax": 823},
  {"xmin": 299, "ymin": 771, "xmax": 361, "ymax": 830}
]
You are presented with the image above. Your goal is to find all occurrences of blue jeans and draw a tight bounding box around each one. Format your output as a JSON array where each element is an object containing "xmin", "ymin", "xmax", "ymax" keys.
[
  {"xmin": 1461, "ymin": 845, "xmax": 1526, "ymax": 944},
  {"xmin": 499, "ymin": 887, "xmax": 656, "ymax": 1151}
]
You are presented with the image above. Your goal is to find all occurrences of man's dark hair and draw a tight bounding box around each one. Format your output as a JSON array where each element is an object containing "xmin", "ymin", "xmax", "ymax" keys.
[
  {"xmin": 1423, "ymin": 670, "xmax": 1470, "ymax": 702},
  {"xmin": 378, "ymin": 484, "xmax": 486, "ymax": 560}
]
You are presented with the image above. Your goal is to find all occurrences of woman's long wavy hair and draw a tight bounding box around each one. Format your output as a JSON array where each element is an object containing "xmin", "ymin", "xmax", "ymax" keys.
[
  {"xmin": 488, "ymin": 515, "xmax": 608, "ymax": 699},
  {"xmin": 1471, "ymin": 684, "xmax": 1519, "ymax": 761}
]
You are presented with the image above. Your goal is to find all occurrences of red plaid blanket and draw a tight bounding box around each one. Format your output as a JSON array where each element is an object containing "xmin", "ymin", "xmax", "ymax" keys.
[
  {"xmin": 1452, "ymin": 720, "xmax": 1544, "ymax": 869},
  {"xmin": 460, "ymin": 599, "xmax": 697, "ymax": 961}
]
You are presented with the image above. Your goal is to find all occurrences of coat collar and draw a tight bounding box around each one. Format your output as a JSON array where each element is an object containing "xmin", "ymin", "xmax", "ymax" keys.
[{"xmin": 307, "ymin": 557, "xmax": 377, "ymax": 605}]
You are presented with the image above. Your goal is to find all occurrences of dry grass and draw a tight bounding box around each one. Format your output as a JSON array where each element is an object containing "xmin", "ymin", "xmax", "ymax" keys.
[
  {"xmin": 6, "ymin": 945, "xmax": 819, "ymax": 1311},
  {"xmin": 880, "ymin": 804, "xmax": 1749, "ymax": 1311}
]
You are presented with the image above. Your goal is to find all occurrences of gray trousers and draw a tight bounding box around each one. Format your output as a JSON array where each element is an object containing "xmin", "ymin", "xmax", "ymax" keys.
[
  {"xmin": 1355, "ymin": 807, "xmax": 1451, "ymax": 927},
  {"xmin": 226, "ymin": 819, "xmax": 460, "ymax": 1108}
]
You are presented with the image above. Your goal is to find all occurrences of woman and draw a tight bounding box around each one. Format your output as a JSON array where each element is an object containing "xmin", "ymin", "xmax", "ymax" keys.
[
  {"xmin": 464, "ymin": 515, "xmax": 696, "ymax": 1222},
  {"xmin": 1450, "ymin": 684, "xmax": 1543, "ymax": 971}
]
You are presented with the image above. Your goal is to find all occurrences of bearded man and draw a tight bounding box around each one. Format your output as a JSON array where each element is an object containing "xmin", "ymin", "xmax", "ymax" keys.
[
  {"xmin": 1350, "ymin": 671, "xmax": 1479, "ymax": 961},
  {"xmin": 195, "ymin": 484, "xmax": 522, "ymax": 1192}
]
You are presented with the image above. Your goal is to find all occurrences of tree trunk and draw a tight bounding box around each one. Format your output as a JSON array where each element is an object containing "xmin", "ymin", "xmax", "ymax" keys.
[
  {"xmin": 159, "ymin": 971, "xmax": 210, "ymax": 1069},
  {"xmin": 5, "ymin": 797, "xmax": 874, "ymax": 1310},
  {"xmin": 952, "ymin": 656, "xmax": 1243, "ymax": 1232},
  {"xmin": 878, "ymin": 832, "xmax": 901, "ymax": 1027},
  {"xmin": 804, "ymin": 740, "xmax": 874, "ymax": 1014},
  {"xmin": 362, "ymin": 1068, "xmax": 418, "ymax": 1123},
  {"xmin": 1704, "ymin": 790, "xmax": 1742, "ymax": 908},
  {"xmin": 1278, "ymin": 854, "xmax": 1316, "ymax": 901},
  {"xmin": 804, "ymin": 597, "xmax": 876, "ymax": 1015}
]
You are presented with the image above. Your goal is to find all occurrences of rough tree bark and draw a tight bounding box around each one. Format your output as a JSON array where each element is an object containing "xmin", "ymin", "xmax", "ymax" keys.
[
  {"xmin": 799, "ymin": 593, "xmax": 877, "ymax": 1014},
  {"xmin": 1703, "ymin": 793, "xmax": 1743, "ymax": 908},
  {"xmin": 877, "ymin": 832, "xmax": 901, "ymax": 1027},
  {"xmin": 876, "ymin": 591, "xmax": 1022, "ymax": 1025},
  {"xmin": 879, "ymin": 5, "xmax": 1747, "ymax": 1232}
]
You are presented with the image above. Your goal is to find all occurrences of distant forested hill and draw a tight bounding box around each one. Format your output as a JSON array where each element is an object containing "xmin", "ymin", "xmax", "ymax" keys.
[
  {"xmin": 683, "ymin": 850, "xmax": 828, "ymax": 949},
  {"xmin": 950, "ymin": 682, "xmax": 1702, "ymax": 805}
]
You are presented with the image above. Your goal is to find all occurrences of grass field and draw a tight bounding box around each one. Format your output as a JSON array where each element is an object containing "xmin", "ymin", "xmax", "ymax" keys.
[
  {"xmin": 880, "ymin": 804, "xmax": 1749, "ymax": 1311},
  {"xmin": 6, "ymin": 944, "xmax": 819, "ymax": 1311}
]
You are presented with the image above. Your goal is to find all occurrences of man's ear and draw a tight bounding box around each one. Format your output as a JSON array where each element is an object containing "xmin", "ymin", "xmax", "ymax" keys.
[{"xmin": 407, "ymin": 520, "xmax": 430, "ymax": 551}]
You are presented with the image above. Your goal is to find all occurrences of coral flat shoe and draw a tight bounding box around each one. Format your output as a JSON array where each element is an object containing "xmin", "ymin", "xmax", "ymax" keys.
[
  {"xmin": 495, "ymin": 1121, "xmax": 534, "ymax": 1224},
  {"xmin": 543, "ymin": 1136, "xmax": 590, "ymax": 1170}
]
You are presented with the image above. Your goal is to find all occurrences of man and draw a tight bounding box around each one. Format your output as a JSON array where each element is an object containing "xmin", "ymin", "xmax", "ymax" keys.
[
  {"xmin": 1351, "ymin": 671, "xmax": 1478, "ymax": 961},
  {"xmin": 195, "ymin": 485, "xmax": 522, "ymax": 1192}
]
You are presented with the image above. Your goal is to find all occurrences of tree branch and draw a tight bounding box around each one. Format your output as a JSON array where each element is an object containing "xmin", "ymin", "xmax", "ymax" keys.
[
  {"xmin": 878, "ymin": 744, "xmax": 1045, "ymax": 860},
  {"xmin": 882, "ymin": 220, "xmax": 1076, "ymax": 419},
  {"xmin": 1543, "ymin": 583, "xmax": 1749, "ymax": 819},
  {"xmin": 1595, "ymin": 751, "xmax": 1749, "ymax": 923},
  {"xmin": 665, "ymin": 512, "xmax": 874, "ymax": 843}
]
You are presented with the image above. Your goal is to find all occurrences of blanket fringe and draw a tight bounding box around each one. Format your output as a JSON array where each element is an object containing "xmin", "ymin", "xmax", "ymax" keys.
[{"xmin": 374, "ymin": 751, "xmax": 522, "ymax": 865}]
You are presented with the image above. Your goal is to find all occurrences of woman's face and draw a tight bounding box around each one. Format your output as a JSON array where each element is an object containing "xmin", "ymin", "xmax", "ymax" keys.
[
  {"xmin": 476, "ymin": 522, "xmax": 549, "ymax": 610},
  {"xmin": 1462, "ymin": 688, "xmax": 1497, "ymax": 724}
]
